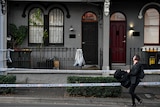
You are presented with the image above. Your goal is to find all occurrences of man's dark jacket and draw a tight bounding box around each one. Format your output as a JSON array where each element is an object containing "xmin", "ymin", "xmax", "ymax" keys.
[{"xmin": 129, "ymin": 62, "xmax": 142, "ymax": 85}]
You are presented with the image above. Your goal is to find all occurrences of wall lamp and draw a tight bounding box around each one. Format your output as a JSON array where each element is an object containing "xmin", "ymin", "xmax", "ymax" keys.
[
  {"xmin": 69, "ymin": 26, "xmax": 74, "ymax": 31},
  {"xmin": 129, "ymin": 27, "xmax": 134, "ymax": 36},
  {"xmin": 7, "ymin": 35, "xmax": 12, "ymax": 41},
  {"xmin": 129, "ymin": 27, "xmax": 134, "ymax": 31},
  {"xmin": 1, "ymin": 0, "xmax": 6, "ymax": 15}
]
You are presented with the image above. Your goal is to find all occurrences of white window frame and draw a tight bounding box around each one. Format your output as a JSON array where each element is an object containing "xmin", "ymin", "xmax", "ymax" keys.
[
  {"xmin": 29, "ymin": 8, "xmax": 44, "ymax": 44},
  {"xmin": 144, "ymin": 8, "xmax": 159, "ymax": 45}
]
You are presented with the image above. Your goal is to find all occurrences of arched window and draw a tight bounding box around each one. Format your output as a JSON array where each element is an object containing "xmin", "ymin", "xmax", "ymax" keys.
[
  {"xmin": 29, "ymin": 8, "xmax": 44, "ymax": 44},
  {"xmin": 144, "ymin": 8, "xmax": 159, "ymax": 44},
  {"xmin": 49, "ymin": 8, "xmax": 64, "ymax": 44},
  {"xmin": 82, "ymin": 12, "xmax": 97, "ymax": 22}
]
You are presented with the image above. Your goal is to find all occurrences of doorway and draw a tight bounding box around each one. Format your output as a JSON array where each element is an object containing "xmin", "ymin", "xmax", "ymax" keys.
[
  {"xmin": 82, "ymin": 12, "xmax": 98, "ymax": 64},
  {"xmin": 110, "ymin": 12, "xmax": 126, "ymax": 64}
]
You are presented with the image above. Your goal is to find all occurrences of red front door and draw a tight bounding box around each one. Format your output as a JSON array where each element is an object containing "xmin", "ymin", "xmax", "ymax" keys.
[{"xmin": 110, "ymin": 21, "xmax": 126, "ymax": 63}]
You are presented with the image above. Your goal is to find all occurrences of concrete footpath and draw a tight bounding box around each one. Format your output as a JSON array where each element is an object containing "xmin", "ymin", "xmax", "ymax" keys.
[
  {"xmin": 0, "ymin": 96, "xmax": 160, "ymax": 107},
  {"xmin": 0, "ymin": 87, "xmax": 159, "ymax": 107}
]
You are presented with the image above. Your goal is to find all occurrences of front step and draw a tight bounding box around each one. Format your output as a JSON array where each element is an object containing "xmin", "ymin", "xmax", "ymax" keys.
[
  {"xmin": 82, "ymin": 65, "xmax": 100, "ymax": 70},
  {"xmin": 111, "ymin": 65, "xmax": 130, "ymax": 70}
]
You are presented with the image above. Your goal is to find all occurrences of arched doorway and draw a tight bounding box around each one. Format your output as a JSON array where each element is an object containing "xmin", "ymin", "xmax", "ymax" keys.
[
  {"xmin": 82, "ymin": 12, "xmax": 98, "ymax": 65},
  {"xmin": 110, "ymin": 12, "xmax": 126, "ymax": 64}
]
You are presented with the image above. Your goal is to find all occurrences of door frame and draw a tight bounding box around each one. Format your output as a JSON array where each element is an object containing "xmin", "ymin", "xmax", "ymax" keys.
[{"xmin": 110, "ymin": 12, "xmax": 127, "ymax": 65}]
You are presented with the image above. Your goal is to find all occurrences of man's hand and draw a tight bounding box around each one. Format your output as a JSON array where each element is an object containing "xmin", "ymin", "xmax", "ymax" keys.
[{"xmin": 126, "ymin": 70, "xmax": 130, "ymax": 73}]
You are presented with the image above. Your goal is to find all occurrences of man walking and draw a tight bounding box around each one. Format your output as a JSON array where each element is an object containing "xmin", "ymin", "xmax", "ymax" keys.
[{"xmin": 127, "ymin": 54, "xmax": 143, "ymax": 106}]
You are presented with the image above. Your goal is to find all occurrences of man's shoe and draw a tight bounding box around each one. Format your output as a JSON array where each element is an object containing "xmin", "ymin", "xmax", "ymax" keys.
[
  {"xmin": 131, "ymin": 104, "xmax": 136, "ymax": 107},
  {"xmin": 138, "ymin": 99, "xmax": 143, "ymax": 104}
]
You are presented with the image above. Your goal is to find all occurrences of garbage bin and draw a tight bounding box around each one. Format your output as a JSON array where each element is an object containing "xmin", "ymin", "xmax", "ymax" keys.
[
  {"xmin": 147, "ymin": 52, "xmax": 160, "ymax": 69},
  {"xmin": 46, "ymin": 58, "xmax": 54, "ymax": 69},
  {"xmin": 10, "ymin": 49, "xmax": 32, "ymax": 68}
]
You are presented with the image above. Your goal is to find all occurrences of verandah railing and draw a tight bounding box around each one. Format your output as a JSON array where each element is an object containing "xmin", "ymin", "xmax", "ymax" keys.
[
  {"xmin": 8, "ymin": 47, "xmax": 82, "ymax": 69},
  {"xmin": 7, "ymin": 47, "xmax": 160, "ymax": 69}
]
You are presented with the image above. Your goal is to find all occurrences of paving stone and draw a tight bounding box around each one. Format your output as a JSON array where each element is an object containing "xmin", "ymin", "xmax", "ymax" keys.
[{"xmin": 144, "ymin": 94, "xmax": 152, "ymax": 99}]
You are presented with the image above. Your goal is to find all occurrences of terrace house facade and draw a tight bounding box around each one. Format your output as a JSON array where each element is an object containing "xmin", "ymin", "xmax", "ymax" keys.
[{"xmin": 0, "ymin": 0, "xmax": 160, "ymax": 70}]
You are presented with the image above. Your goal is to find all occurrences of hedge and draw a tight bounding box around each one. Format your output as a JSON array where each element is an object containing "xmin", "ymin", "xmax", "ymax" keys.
[
  {"xmin": 67, "ymin": 76, "xmax": 122, "ymax": 97},
  {"xmin": 0, "ymin": 75, "xmax": 16, "ymax": 94}
]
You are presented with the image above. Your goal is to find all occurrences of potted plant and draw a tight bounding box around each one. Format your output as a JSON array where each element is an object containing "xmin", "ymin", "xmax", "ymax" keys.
[{"xmin": 8, "ymin": 24, "xmax": 28, "ymax": 49}]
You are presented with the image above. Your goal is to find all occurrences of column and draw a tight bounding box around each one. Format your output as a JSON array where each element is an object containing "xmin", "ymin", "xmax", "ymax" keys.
[
  {"xmin": 102, "ymin": 0, "xmax": 110, "ymax": 70},
  {"xmin": 0, "ymin": 0, "xmax": 7, "ymax": 69}
]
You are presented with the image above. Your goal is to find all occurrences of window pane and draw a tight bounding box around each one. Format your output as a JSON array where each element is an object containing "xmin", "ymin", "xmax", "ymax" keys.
[
  {"xmin": 29, "ymin": 26, "xmax": 43, "ymax": 43},
  {"xmin": 145, "ymin": 9, "xmax": 159, "ymax": 25},
  {"xmin": 144, "ymin": 8, "xmax": 159, "ymax": 44},
  {"xmin": 49, "ymin": 27, "xmax": 63, "ymax": 43},
  {"xmin": 49, "ymin": 9, "xmax": 64, "ymax": 44},
  {"xmin": 82, "ymin": 12, "xmax": 97, "ymax": 22},
  {"xmin": 29, "ymin": 8, "xmax": 44, "ymax": 43},
  {"xmin": 110, "ymin": 12, "xmax": 125, "ymax": 21},
  {"xmin": 144, "ymin": 26, "xmax": 159, "ymax": 43}
]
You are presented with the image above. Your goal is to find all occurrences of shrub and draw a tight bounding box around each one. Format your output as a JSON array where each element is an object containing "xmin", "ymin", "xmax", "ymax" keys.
[
  {"xmin": 0, "ymin": 75, "xmax": 16, "ymax": 94},
  {"xmin": 67, "ymin": 76, "xmax": 122, "ymax": 97}
]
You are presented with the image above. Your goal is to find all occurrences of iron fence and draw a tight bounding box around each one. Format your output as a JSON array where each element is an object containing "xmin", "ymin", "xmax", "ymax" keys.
[
  {"xmin": 8, "ymin": 47, "xmax": 82, "ymax": 70},
  {"xmin": 8, "ymin": 47, "xmax": 160, "ymax": 69}
]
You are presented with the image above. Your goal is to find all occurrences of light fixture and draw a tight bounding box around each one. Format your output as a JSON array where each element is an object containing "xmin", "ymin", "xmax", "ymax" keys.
[
  {"xmin": 129, "ymin": 27, "xmax": 134, "ymax": 31},
  {"xmin": 1, "ymin": 0, "xmax": 6, "ymax": 15},
  {"xmin": 69, "ymin": 26, "xmax": 74, "ymax": 31},
  {"xmin": 7, "ymin": 35, "xmax": 11, "ymax": 41},
  {"xmin": 129, "ymin": 27, "xmax": 134, "ymax": 36}
]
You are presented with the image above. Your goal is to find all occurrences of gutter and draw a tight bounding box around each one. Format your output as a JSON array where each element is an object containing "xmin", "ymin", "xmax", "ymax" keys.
[{"xmin": 8, "ymin": 0, "xmax": 104, "ymax": 2}]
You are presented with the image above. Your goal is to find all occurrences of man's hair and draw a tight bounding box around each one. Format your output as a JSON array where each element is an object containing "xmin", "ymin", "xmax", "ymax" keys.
[{"xmin": 134, "ymin": 54, "xmax": 140, "ymax": 61}]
